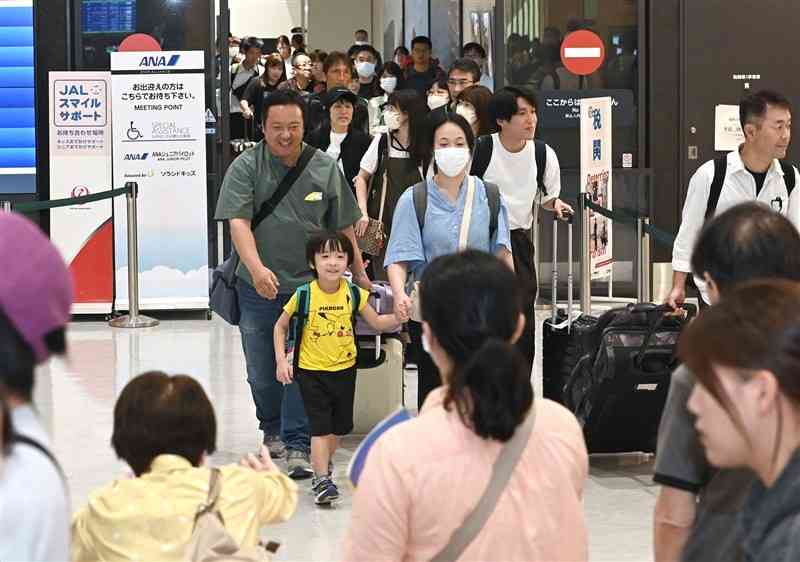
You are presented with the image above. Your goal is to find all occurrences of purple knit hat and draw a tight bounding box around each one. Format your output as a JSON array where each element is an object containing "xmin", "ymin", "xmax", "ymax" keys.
[{"xmin": 0, "ymin": 213, "xmax": 73, "ymax": 362}]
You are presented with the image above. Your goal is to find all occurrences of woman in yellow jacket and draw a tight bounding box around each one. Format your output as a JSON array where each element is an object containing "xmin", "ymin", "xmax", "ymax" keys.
[{"xmin": 71, "ymin": 371, "xmax": 298, "ymax": 561}]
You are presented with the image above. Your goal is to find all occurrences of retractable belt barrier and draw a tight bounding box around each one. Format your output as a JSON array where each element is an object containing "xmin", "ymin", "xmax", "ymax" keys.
[
  {"xmin": 1, "ymin": 182, "xmax": 159, "ymax": 330},
  {"xmin": 562, "ymin": 196, "xmax": 677, "ymax": 249},
  {"xmin": 10, "ymin": 186, "xmax": 132, "ymax": 213}
]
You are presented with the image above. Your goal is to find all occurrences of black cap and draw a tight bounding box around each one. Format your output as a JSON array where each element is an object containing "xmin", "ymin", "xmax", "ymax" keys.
[{"xmin": 324, "ymin": 87, "xmax": 358, "ymax": 109}]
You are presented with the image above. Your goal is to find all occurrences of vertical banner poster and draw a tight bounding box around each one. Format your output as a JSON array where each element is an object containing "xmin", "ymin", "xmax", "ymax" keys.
[
  {"xmin": 580, "ymin": 96, "xmax": 613, "ymax": 280},
  {"xmin": 111, "ymin": 51, "xmax": 209, "ymax": 310},
  {"xmin": 49, "ymin": 72, "xmax": 114, "ymax": 314}
]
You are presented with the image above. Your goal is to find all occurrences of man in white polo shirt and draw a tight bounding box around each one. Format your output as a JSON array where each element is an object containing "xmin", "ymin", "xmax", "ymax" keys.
[
  {"xmin": 472, "ymin": 86, "xmax": 573, "ymax": 371},
  {"xmin": 668, "ymin": 89, "xmax": 800, "ymax": 309}
]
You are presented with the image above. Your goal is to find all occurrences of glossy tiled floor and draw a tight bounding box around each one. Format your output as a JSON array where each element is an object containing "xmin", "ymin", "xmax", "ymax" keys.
[{"xmin": 34, "ymin": 311, "xmax": 657, "ymax": 562}]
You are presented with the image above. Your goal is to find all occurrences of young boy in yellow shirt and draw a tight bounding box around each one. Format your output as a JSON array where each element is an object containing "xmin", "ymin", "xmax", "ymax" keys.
[{"xmin": 274, "ymin": 231, "xmax": 399, "ymax": 505}]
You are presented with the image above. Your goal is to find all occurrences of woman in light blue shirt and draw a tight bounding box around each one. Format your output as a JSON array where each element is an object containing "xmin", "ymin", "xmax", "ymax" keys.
[{"xmin": 384, "ymin": 112, "xmax": 513, "ymax": 409}]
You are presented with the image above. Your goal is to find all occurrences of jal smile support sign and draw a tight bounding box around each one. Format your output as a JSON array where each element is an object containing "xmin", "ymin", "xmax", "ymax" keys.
[{"xmin": 111, "ymin": 51, "xmax": 209, "ymax": 311}]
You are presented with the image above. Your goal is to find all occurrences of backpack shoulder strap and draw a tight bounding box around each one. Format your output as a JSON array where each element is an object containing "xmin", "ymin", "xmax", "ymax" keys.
[
  {"xmin": 11, "ymin": 433, "xmax": 66, "ymax": 483},
  {"xmin": 346, "ymin": 279, "xmax": 361, "ymax": 315},
  {"xmin": 293, "ymin": 283, "xmax": 311, "ymax": 370},
  {"xmin": 483, "ymin": 181, "xmax": 501, "ymax": 241},
  {"xmin": 780, "ymin": 160, "xmax": 797, "ymax": 195},
  {"xmin": 412, "ymin": 181, "xmax": 428, "ymax": 233},
  {"xmin": 471, "ymin": 135, "xmax": 493, "ymax": 178},
  {"xmin": 534, "ymin": 140, "xmax": 547, "ymax": 196},
  {"xmin": 705, "ymin": 155, "xmax": 729, "ymax": 220},
  {"xmin": 376, "ymin": 133, "xmax": 389, "ymax": 175}
]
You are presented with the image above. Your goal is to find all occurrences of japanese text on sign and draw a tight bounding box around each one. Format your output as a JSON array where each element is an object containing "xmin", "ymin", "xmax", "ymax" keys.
[{"xmin": 54, "ymin": 80, "xmax": 108, "ymax": 126}]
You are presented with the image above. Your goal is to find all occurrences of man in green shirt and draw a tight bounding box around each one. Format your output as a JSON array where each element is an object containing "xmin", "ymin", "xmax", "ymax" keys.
[{"xmin": 215, "ymin": 89, "xmax": 370, "ymax": 479}]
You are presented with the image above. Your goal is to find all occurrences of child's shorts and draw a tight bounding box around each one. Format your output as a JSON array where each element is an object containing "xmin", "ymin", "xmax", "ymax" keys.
[{"xmin": 296, "ymin": 366, "xmax": 357, "ymax": 436}]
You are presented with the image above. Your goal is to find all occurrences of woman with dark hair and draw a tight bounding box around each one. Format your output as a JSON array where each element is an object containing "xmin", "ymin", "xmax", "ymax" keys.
[
  {"xmin": 309, "ymin": 49, "xmax": 328, "ymax": 93},
  {"xmin": 306, "ymin": 88, "xmax": 371, "ymax": 193},
  {"xmin": 368, "ymin": 61, "xmax": 403, "ymax": 133},
  {"xmin": 276, "ymin": 35, "xmax": 293, "ymax": 79},
  {"xmin": 384, "ymin": 112, "xmax": 513, "ymax": 407},
  {"xmin": 455, "ymin": 84, "xmax": 495, "ymax": 138},
  {"xmin": 353, "ymin": 89, "xmax": 429, "ymax": 279},
  {"xmin": 393, "ymin": 45, "xmax": 410, "ymax": 69},
  {"xmin": 344, "ymin": 250, "xmax": 588, "ymax": 562},
  {"xmin": 0, "ymin": 212, "xmax": 72, "ymax": 562},
  {"xmin": 241, "ymin": 53, "xmax": 286, "ymax": 140},
  {"xmin": 71, "ymin": 371, "xmax": 298, "ymax": 561},
  {"xmin": 679, "ymin": 280, "xmax": 800, "ymax": 562},
  {"xmin": 427, "ymin": 76, "xmax": 450, "ymax": 111}
]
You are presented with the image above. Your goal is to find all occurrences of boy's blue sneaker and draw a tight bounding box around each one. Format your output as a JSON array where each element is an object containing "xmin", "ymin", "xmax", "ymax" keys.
[{"xmin": 312, "ymin": 475, "xmax": 339, "ymax": 505}]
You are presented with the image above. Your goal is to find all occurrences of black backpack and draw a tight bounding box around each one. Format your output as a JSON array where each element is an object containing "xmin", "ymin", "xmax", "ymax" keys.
[
  {"xmin": 230, "ymin": 63, "xmax": 259, "ymax": 100},
  {"xmin": 470, "ymin": 135, "xmax": 548, "ymax": 196},
  {"xmin": 705, "ymin": 155, "xmax": 797, "ymax": 219},
  {"xmin": 411, "ymin": 180, "xmax": 502, "ymax": 241}
]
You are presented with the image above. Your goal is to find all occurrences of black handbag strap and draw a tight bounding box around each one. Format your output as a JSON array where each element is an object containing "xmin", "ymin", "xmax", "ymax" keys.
[{"xmin": 251, "ymin": 144, "xmax": 316, "ymax": 231}]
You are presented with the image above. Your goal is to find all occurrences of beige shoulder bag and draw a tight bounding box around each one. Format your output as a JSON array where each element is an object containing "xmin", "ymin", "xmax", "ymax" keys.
[{"xmin": 185, "ymin": 468, "xmax": 275, "ymax": 562}]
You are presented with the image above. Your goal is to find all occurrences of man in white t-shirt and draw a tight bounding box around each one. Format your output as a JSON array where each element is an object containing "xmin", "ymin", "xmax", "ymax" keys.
[
  {"xmin": 230, "ymin": 37, "xmax": 264, "ymax": 140},
  {"xmin": 472, "ymin": 86, "xmax": 572, "ymax": 370}
]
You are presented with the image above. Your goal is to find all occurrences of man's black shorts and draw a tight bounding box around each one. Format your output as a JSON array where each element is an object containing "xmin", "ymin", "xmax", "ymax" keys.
[{"xmin": 296, "ymin": 366, "xmax": 357, "ymax": 436}]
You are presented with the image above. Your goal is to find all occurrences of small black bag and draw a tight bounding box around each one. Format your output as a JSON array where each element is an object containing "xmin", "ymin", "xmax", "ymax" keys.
[
  {"xmin": 210, "ymin": 146, "xmax": 316, "ymax": 325},
  {"xmin": 563, "ymin": 302, "xmax": 696, "ymax": 453}
]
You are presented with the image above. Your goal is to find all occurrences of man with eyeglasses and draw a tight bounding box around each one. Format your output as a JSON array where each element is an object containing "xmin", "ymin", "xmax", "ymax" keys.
[
  {"xmin": 403, "ymin": 36, "xmax": 445, "ymax": 96},
  {"xmin": 277, "ymin": 51, "xmax": 315, "ymax": 96},
  {"xmin": 429, "ymin": 57, "xmax": 482, "ymax": 122}
]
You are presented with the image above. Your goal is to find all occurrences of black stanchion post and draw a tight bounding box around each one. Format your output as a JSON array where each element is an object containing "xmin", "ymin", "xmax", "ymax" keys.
[
  {"xmin": 551, "ymin": 217, "xmax": 558, "ymax": 323},
  {"xmin": 642, "ymin": 217, "xmax": 651, "ymax": 302},
  {"xmin": 109, "ymin": 182, "xmax": 159, "ymax": 329},
  {"xmin": 580, "ymin": 193, "xmax": 592, "ymax": 315}
]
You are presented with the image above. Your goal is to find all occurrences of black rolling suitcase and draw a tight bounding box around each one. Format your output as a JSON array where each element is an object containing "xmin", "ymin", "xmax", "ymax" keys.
[
  {"xmin": 542, "ymin": 214, "xmax": 598, "ymax": 404},
  {"xmin": 230, "ymin": 118, "xmax": 257, "ymax": 158},
  {"xmin": 563, "ymin": 302, "xmax": 696, "ymax": 453}
]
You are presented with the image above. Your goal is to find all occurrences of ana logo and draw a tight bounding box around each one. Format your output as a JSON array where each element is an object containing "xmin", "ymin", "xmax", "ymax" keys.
[
  {"xmin": 124, "ymin": 153, "xmax": 149, "ymax": 161},
  {"xmin": 139, "ymin": 54, "xmax": 180, "ymax": 68},
  {"xmin": 71, "ymin": 186, "xmax": 90, "ymax": 197}
]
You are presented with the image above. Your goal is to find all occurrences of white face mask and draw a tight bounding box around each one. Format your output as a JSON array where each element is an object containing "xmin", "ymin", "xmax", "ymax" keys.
[
  {"xmin": 428, "ymin": 95, "xmax": 449, "ymax": 111},
  {"xmin": 434, "ymin": 147, "xmax": 470, "ymax": 177},
  {"xmin": 354, "ymin": 40, "xmax": 367, "ymax": 46},
  {"xmin": 421, "ymin": 332, "xmax": 431, "ymax": 354},
  {"xmin": 456, "ymin": 104, "xmax": 478, "ymax": 125},
  {"xmin": 384, "ymin": 109, "xmax": 402, "ymax": 131},
  {"xmin": 380, "ymin": 76, "xmax": 398, "ymax": 94},
  {"xmin": 356, "ymin": 61, "xmax": 375, "ymax": 79},
  {"xmin": 229, "ymin": 47, "xmax": 239, "ymax": 59}
]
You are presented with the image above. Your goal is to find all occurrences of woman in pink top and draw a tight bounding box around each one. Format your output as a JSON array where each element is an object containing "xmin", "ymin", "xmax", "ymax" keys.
[{"xmin": 344, "ymin": 250, "xmax": 589, "ymax": 562}]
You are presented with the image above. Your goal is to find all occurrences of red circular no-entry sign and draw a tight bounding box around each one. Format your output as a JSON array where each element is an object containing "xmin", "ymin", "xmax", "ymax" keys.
[{"xmin": 560, "ymin": 30, "xmax": 605, "ymax": 76}]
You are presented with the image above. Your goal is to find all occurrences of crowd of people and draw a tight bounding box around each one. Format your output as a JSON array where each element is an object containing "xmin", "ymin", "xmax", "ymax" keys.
[{"xmin": 4, "ymin": 25, "xmax": 800, "ymax": 562}]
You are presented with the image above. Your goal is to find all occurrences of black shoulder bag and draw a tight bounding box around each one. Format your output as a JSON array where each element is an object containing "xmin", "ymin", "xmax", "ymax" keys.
[{"xmin": 210, "ymin": 145, "xmax": 316, "ymax": 324}]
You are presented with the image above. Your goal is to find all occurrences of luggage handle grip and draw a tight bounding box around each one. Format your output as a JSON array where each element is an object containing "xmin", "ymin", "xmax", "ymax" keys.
[{"xmin": 552, "ymin": 216, "xmax": 575, "ymax": 329}]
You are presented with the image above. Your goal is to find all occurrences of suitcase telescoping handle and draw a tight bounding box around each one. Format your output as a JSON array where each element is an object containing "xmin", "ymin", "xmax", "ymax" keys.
[
  {"xmin": 371, "ymin": 285, "xmax": 381, "ymax": 361},
  {"xmin": 566, "ymin": 211, "xmax": 573, "ymax": 333},
  {"xmin": 551, "ymin": 212, "xmax": 575, "ymax": 330}
]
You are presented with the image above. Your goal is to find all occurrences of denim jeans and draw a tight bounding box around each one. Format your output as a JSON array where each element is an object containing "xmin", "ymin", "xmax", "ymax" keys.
[{"xmin": 237, "ymin": 279, "xmax": 310, "ymax": 453}]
